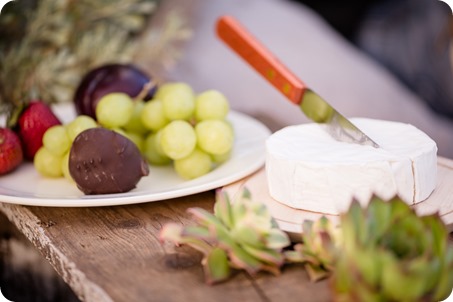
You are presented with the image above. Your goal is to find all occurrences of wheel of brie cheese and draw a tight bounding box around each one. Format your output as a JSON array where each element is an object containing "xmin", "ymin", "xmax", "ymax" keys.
[{"xmin": 265, "ymin": 118, "xmax": 437, "ymax": 215}]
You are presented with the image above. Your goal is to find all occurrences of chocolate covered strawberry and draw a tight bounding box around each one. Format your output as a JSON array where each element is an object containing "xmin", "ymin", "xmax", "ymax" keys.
[
  {"xmin": 0, "ymin": 128, "xmax": 23, "ymax": 175},
  {"xmin": 16, "ymin": 101, "xmax": 61, "ymax": 160}
]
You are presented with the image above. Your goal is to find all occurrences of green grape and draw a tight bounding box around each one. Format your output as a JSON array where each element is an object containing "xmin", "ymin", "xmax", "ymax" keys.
[
  {"xmin": 109, "ymin": 128, "xmax": 145, "ymax": 154},
  {"xmin": 211, "ymin": 150, "xmax": 232, "ymax": 164},
  {"xmin": 123, "ymin": 99, "xmax": 148, "ymax": 135},
  {"xmin": 195, "ymin": 90, "xmax": 230, "ymax": 121},
  {"xmin": 141, "ymin": 99, "xmax": 169, "ymax": 131},
  {"xmin": 195, "ymin": 120, "xmax": 234, "ymax": 155},
  {"xmin": 153, "ymin": 82, "xmax": 181, "ymax": 101},
  {"xmin": 61, "ymin": 152, "xmax": 73, "ymax": 182},
  {"xmin": 160, "ymin": 82, "xmax": 195, "ymax": 121},
  {"xmin": 125, "ymin": 131, "xmax": 145, "ymax": 154},
  {"xmin": 66, "ymin": 115, "xmax": 98, "ymax": 142},
  {"xmin": 34, "ymin": 147, "xmax": 63, "ymax": 178},
  {"xmin": 174, "ymin": 148, "xmax": 212, "ymax": 180},
  {"xmin": 111, "ymin": 127, "xmax": 127, "ymax": 137},
  {"xmin": 96, "ymin": 92, "xmax": 134, "ymax": 128},
  {"xmin": 160, "ymin": 120, "xmax": 196, "ymax": 160},
  {"xmin": 143, "ymin": 131, "xmax": 172, "ymax": 165},
  {"xmin": 42, "ymin": 125, "xmax": 70, "ymax": 156}
]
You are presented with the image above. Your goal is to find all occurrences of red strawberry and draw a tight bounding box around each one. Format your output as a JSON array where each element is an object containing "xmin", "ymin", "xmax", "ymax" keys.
[
  {"xmin": 16, "ymin": 101, "xmax": 61, "ymax": 160},
  {"xmin": 0, "ymin": 128, "xmax": 24, "ymax": 175}
]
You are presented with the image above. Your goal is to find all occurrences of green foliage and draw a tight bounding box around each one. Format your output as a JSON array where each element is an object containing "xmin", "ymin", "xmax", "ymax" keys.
[
  {"xmin": 0, "ymin": 0, "xmax": 190, "ymax": 116},
  {"xmin": 160, "ymin": 189, "xmax": 291, "ymax": 284},
  {"xmin": 332, "ymin": 196, "xmax": 453, "ymax": 302},
  {"xmin": 160, "ymin": 191, "xmax": 453, "ymax": 300}
]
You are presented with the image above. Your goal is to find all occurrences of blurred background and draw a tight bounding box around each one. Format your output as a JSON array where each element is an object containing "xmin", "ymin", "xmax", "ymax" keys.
[
  {"xmin": 1, "ymin": 1, "xmax": 453, "ymax": 300},
  {"xmin": 161, "ymin": 0, "xmax": 453, "ymax": 157},
  {"xmin": 1, "ymin": 0, "xmax": 452, "ymax": 155}
]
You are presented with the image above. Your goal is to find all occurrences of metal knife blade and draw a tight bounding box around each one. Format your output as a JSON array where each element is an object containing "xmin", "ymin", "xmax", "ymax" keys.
[{"xmin": 216, "ymin": 15, "xmax": 379, "ymax": 148}]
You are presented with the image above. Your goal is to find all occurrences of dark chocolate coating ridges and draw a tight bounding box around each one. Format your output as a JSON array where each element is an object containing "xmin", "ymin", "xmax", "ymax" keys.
[{"xmin": 69, "ymin": 128, "xmax": 149, "ymax": 195}]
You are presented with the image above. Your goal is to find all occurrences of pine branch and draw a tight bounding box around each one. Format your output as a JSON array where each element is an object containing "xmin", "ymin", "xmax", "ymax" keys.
[{"xmin": 0, "ymin": 0, "xmax": 185, "ymax": 117}]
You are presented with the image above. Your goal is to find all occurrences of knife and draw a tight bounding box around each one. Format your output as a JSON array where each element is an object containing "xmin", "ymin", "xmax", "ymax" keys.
[{"xmin": 216, "ymin": 15, "xmax": 379, "ymax": 148}]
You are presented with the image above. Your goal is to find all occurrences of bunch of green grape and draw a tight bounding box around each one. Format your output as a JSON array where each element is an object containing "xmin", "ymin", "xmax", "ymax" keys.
[
  {"xmin": 34, "ymin": 116, "xmax": 98, "ymax": 179},
  {"xmin": 139, "ymin": 82, "xmax": 234, "ymax": 179},
  {"xmin": 35, "ymin": 82, "xmax": 234, "ymax": 180}
]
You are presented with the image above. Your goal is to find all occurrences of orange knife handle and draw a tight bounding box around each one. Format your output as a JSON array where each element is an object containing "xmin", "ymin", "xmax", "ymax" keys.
[{"xmin": 216, "ymin": 15, "xmax": 306, "ymax": 105}]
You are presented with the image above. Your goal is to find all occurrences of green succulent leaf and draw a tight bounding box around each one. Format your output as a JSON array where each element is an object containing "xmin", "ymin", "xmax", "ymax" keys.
[
  {"xmin": 241, "ymin": 244, "xmax": 285, "ymax": 266},
  {"xmin": 434, "ymin": 247, "xmax": 453, "ymax": 301},
  {"xmin": 422, "ymin": 214, "xmax": 448, "ymax": 257},
  {"xmin": 286, "ymin": 216, "xmax": 337, "ymax": 281},
  {"xmin": 160, "ymin": 188, "xmax": 290, "ymax": 284},
  {"xmin": 231, "ymin": 224, "xmax": 264, "ymax": 248},
  {"xmin": 380, "ymin": 251, "xmax": 426, "ymax": 301},
  {"xmin": 366, "ymin": 195, "xmax": 392, "ymax": 242},
  {"xmin": 241, "ymin": 187, "xmax": 252, "ymax": 200},
  {"xmin": 218, "ymin": 238, "xmax": 263, "ymax": 274},
  {"xmin": 181, "ymin": 225, "xmax": 211, "ymax": 239},
  {"xmin": 187, "ymin": 208, "xmax": 229, "ymax": 234},
  {"xmin": 284, "ymin": 245, "xmax": 306, "ymax": 263},
  {"xmin": 160, "ymin": 223, "xmax": 212, "ymax": 255},
  {"xmin": 231, "ymin": 201, "xmax": 247, "ymax": 228},
  {"xmin": 214, "ymin": 190, "xmax": 234, "ymax": 229},
  {"xmin": 266, "ymin": 228, "xmax": 291, "ymax": 249},
  {"xmin": 203, "ymin": 247, "xmax": 231, "ymax": 285},
  {"xmin": 331, "ymin": 195, "xmax": 453, "ymax": 301},
  {"xmin": 353, "ymin": 248, "xmax": 381, "ymax": 287},
  {"xmin": 388, "ymin": 196, "xmax": 411, "ymax": 220},
  {"xmin": 345, "ymin": 200, "xmax": 368, "ymax": 246},
  {"xmin": 305, "ymin": 263, "xmax": 331, "ymax": 282}
]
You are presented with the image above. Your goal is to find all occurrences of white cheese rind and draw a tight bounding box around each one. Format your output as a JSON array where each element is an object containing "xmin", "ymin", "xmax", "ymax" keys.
[{"xmin": 266, "ymin": 118, "xmax": 437, "ymax": 214}]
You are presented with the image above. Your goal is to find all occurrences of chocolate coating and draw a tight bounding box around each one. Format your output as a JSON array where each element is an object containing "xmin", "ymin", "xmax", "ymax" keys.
[{"xmin": 69, "ymin": 128, "xmax": 149, "ymax": 195}]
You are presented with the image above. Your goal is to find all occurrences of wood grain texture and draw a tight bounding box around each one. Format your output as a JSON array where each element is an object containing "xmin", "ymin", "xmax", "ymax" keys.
[
  {"xmin": 2, "ymin": 157, "xmax": 452, "ymax": 302},
  {"xmin": 0, "ymin": 191, "xmax": 331, "ymax": 302}
]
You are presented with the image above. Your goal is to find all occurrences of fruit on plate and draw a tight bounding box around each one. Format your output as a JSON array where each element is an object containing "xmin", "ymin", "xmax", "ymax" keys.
[
  {"xmin": 32, "ymin": 80, "xmax": 234, "ymax": 183},
  {"xmin": 15, "ymin": 101, "xmax": 61, "ymax": 160},
  {"xmin": 142, "ymin": 131, "xmax": 171, "ymax": 166},
  {"xmin": 95, "ymin": 92, "xmax": 134, "ymax": 128},
  {"xmin": 194, "ymin": 89, "xmax": 230, "ymax": 121},
  {"xmin": 92, "ymin": 82, "xmax": 235, "ymax": 180},
  {"xmin": 266, "ymin": 118, "xmax": 437, "ymax": 214},
  {"xmin": 34, "ymin": 115, "xmax": 98, "ymax": 179},
  {"xmin": 158, "ymin": 82, "xmax": 195, "ymax": 121},
  {"xmin": 66, "ymin": 115, "xmax": 99, "ymax": 142},
  {"xmin": 140, "ymin": 82, "xmax": 234, "ymax": 179},
  {"xmin": 159, "ymin": 120, "xmax": 197, "ymax": 160},
  {"xmin": 0, "ymin": 128, "xmax": 23, "ymax": 175},
  {"xmin": 74, "ymin": 63, "xmax": 156, "ymax": 119},
  {"xmin": 174, "ymin": 148, "xmax": 212, "ymax": 180},
  {"xmin": 195, "ymin": 120, "xmax": 234, "ymax": 155},
  {"xmin": 34, "ymin": 147, "xmax": 65, "ymax": 178},
  {"xmin": 68, "ymin": 128, "xmax": 149, "ymax": 194}
]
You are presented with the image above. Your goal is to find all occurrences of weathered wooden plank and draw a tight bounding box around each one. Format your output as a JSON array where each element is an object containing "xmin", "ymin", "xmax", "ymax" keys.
[
  {"xmin": 6, "ymin": 158, "xmax": 451, "ymax": 301},
  {"xmin": 0, "ymin": 191, "xmax": 331, "ymax": 302},
  {"xmin": 0, "ymin": 202, "xmax": 113, "ymax": 301}
]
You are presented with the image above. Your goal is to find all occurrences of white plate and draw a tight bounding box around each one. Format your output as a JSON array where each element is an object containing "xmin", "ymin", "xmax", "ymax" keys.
[{"xmin": 0, "ymin": 103, "xmax": 271, "ymax": 207}]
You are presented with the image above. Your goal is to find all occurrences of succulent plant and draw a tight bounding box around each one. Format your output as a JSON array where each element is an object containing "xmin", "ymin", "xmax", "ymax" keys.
[
  {"xmin": 284, "ymin": 216, "xmax": 339, "ymax": 281},
  {"xmin": 332, "ymin": 196, "xmax": 453, "ymax": 302},
  {"xmin": 160, "ymin": 188, "xmax": 291, "ymax": 284}
]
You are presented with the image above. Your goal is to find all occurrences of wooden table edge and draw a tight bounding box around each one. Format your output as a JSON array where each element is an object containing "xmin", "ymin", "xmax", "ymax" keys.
[{"xmin": 0, "ymin": 202, "xmax": 113, "ymax": 302}]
